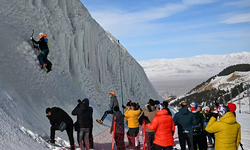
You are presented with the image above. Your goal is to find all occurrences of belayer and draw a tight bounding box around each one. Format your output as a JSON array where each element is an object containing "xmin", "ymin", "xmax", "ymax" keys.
[{"xmin": 30, "ymin": 32, "xmax": 52, "ymax": 73}]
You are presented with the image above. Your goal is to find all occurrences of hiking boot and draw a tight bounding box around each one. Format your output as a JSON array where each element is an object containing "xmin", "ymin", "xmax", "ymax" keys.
[
  {"xmin": 47, "ymin": 69, "xmax": 52, "ymax": 73},
  {"xmin": 96, "ymin": 119, "xmax": 103, "ymax": 124}
]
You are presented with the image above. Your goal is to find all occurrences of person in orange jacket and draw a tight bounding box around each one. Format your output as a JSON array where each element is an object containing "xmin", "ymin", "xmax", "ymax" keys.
[{"xmin": 146, "ymin": 104, "xmax": 175, "ymax": 150}]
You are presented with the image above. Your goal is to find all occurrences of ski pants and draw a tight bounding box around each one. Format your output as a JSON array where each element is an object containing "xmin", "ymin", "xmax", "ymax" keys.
[
  {"xmin": 77, "ymin": 128, "xmax": 89, "ymax": 150},
  {"xmin": 154, "ymin": 144, "xmax": 172, "ymax": 150},
  {"xmin": 178, "ymin": 133, "xmax": 194, "ymax": 150},
  {"xmin": 38, "ymin": 49, "xmax": 49, "ymax": 66},
  {"xmin": 100, "ymin": 108, "xmax": 114, "ymax": 121},
  {"xmin": 50, "ymin": 123, "xmax": 75, "ymax": 150}
]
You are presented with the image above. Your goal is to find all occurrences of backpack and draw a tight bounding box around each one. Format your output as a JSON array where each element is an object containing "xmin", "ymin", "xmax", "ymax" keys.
[{"xmin": 59, "ymin": 122, "xmax": 67, "ymax": 132}]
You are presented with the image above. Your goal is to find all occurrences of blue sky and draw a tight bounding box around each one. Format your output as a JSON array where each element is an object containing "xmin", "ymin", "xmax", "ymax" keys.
[{"xmin": 81, "ymin": 0, "xmax": 250, "ymax": 61}]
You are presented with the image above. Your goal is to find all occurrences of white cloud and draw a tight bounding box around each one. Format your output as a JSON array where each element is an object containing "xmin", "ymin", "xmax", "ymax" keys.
[
  {"xmin": 221, "ymin": 13, "xmax": 250, "ymax": 24},
  {"xmin": 89, "ymin": 0, "xmax": 216, "ymax": 38}
]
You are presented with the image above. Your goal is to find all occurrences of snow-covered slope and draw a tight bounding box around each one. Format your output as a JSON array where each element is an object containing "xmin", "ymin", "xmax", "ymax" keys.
[
  {"xmin": 0, "ymin": 0, "xmax": 163, "ymax": 149},
  {"xmin": 139, "ymin": 52, "xmax": 250, "ymax": 80}
]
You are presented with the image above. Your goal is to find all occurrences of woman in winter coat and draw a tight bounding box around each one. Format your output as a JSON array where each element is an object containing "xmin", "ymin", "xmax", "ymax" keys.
[
  {"xmin": 146, "ymin": 104, "xmax": 175, "ymax": 150},
  {"xmin": 205, "ymin": 106, "xmax": 241, "ymax": 150}
]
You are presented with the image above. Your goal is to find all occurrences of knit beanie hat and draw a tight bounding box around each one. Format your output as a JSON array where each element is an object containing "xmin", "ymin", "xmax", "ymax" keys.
[
  {"xmin": 218, "ymin": 106, "xmax": 227, "ymax": 116},
  {"xmin": 157, "ymin": 104, "xmax": 164, "ymax": 110},
  {"xmin": 227, "ymin": 103, "xmax": 236, "ymax": 112},
  {"xmin": 190, "ymin": 102, "xmax": 198, "ymax": 112}
]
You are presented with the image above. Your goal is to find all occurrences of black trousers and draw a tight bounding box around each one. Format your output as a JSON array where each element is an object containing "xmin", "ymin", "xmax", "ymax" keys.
[
  {"xmin": 148, "ymin": 132, "xmax": 155, "ymax": 149},
  {"xmin": 154, "ymin": 144, "xmax": 172, "ymax": 150},
  {"xmin": 193, "ymin": 134, "xmax": 203, "ymax": 150},
  {"xmin": 179, "ymin": 133, "xmax": 194, "ymax": 150},
  {"xmin": 127, "ymin": 127, "xmax": 139, "ymax": 147},
  {"xmin": 50, "ymin": 124, "xmax": 75, "ymax": 150},
  {"xmin": 89, "ymin": 126, "xmax": 93, "ymax": 148}
]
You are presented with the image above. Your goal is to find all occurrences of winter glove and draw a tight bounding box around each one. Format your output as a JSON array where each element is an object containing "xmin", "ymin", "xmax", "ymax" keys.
[{"xmin": 122, "ymin": 105, "xmax": 126, "ymax": 109}]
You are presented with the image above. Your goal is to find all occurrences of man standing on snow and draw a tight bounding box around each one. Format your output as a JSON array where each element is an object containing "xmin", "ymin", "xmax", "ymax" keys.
[
  {"xmin": 190, "ymin": 102, "xmax": 205, "ymax": 150},
  {"xmin": 173, "ymin": 102, "xmax": 196, "ymax": 150},
  {"xmin": 96, "ymin": 91, "xmax": 119, "ymax": 124},
  {"xmin": 46, "ymin": 107, "xmax": 75, "ymax": 150},
  {"xmin": 110, "ymin": 106, "xmax": 125, "ymax": 150},
  {"xmin": 205, "ymin": 106, "xmax": 241, "ymax": 150},
  {"xmin": 72, "ymin": 99, "xmax": 91, "ymax": 150}
]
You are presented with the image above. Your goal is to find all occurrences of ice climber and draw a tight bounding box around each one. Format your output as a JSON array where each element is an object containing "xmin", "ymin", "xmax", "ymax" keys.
[
  {"xmin": 96, "ymin": 91, "xmax": 119, "ymax": 124},
  {"xmin": 30, "ymin": 32, "xmax": 52, "ymax": 73},
  {"xmin": 46, "ymin": 107, "xmax": 75, "ymax": 150}
]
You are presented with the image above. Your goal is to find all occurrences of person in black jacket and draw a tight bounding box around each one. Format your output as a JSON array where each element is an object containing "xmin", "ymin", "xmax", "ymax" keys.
[
  {"xmin": 72, "ymin": 99, "xmax": 91, "ymax": 150},
  {"xmin": 46, "ymin": 107, "xmax": 75, "ymax": 150},
  {"xmin": 110, "ymin": 106, "xmax": 125, "ymax": 150},
  {"xmin": 84, "ymin": 98, "xmax": 94, "ymax": 149},
  {"xmin": 173, "ymin": 102, "xmax": 196, "ymax": 150},
  {"xmin": 163, "ymin": 101, "xmax": 172, "ymax": 116},
  {"xmin": 190, "ymin": 102, "xmax": 205, "ymax": 150},
  {"xmin": 30, "ymin": 33, "xmax": 51, "ymax": 71}
]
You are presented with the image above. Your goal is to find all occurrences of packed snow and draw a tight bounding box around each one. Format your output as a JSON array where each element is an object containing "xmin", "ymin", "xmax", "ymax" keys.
[
  {"xmin": 0, "ymin": 0, "xmax": 249, "ymax": 150},
  {"xmin": 0, "ymin": 0, "xmax": 163, "ymax": 149}
]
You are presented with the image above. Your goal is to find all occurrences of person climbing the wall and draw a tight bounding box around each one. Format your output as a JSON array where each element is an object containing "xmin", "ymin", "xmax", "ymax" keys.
[
  {"xmin": 30, "ymin": 32, "xmax": 52, "ymax": 73},
  {"xmin": 96, "ymin": 91, "xmax": 119, "ymax": 124}
]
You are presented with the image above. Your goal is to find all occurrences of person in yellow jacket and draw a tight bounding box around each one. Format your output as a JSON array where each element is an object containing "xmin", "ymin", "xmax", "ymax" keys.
[
  {"xmin": 124, "ymin": 102, "xmax": 141, "ymax": 149},
  {"xmin": 205, "ymin": 106, "xmax": 241, "ymax": 150}
]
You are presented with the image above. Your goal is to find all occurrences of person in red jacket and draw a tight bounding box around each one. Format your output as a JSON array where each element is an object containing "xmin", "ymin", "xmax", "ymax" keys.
[{"xmin": 146, "ymin": 104, "xmax": 175, "ymax": 150}]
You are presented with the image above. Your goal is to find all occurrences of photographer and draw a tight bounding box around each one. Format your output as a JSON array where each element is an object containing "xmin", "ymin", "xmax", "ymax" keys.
[
  {"xmin": 72, "ymin": 99, "xmax": 91, "ymax": 150},
  {"xmin": 124, "ymin": 102, "xmax": 141, "ymax": 149},
  {"xmin": 46, "ymin": 107, "xmax": 75, "ymax": 150}
]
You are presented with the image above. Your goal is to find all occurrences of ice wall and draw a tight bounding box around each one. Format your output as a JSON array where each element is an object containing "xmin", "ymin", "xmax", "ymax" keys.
[{"xmin": 0, "ymin": 0, "xmax": 162, "ymax": 149}]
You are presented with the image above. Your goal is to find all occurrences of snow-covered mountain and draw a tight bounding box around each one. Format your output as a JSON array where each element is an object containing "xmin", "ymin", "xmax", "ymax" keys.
[
  {"xmin": 139, "ymin": 52, "xmax": 250, "ymax": 97},
  {"xmin": 139, "ymin": 52, "xmax": 250, "ymax": 80},
  {"xmin": 0, "ymin": 0, "xmax": 163, "ymax": 149}
]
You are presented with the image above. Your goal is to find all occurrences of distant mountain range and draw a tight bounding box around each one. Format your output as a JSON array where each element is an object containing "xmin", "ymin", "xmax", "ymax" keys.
[
  {"xmin": 139, "ymin": 52, "xmax": 250, "ymax": 80},
  {"xmin": 139, "ymin": 52, "xmax": 250, "ymax": 97}
]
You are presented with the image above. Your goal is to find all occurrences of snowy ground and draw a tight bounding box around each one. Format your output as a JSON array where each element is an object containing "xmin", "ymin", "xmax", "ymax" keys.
[{"xmin": 0, "ymin": 0, "xmax": 249, "ymax": 150}]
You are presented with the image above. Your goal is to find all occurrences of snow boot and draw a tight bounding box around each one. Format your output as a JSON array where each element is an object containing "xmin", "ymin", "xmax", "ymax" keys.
[
  {"xmin": 47, "ymin": 69, "xmax": 52, "ymax": 73},
  {"xmin": 96, "ymin": 119, "xmax": 103, "ymax": 124}
]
